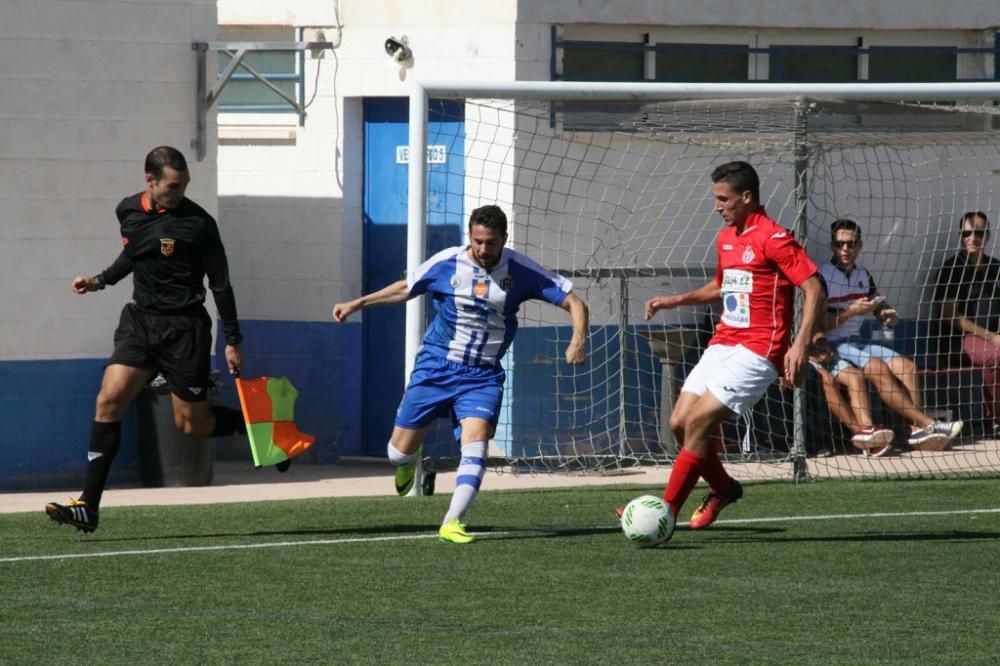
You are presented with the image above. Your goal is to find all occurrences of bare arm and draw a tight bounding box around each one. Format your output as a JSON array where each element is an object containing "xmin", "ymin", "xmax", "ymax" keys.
[
  {"xmin": 644, "ymin": 279, "xmax": 721, "ymax": 320},
  {"xmin": 940, "ymin": 299, "xmax": 1000, "ymax": 344},
  {"xmin": 332, "ymin": 279, "xmax": 410, "ymax": 323},
  {"xmin": 824, "ymin": 297, "xmax": 881, "ymax": 331},
  {"xmin": 560, "ymin": 292, "xmax": 589, "ymax": 365},
  {"xmin": 785, "ymin": 275, "xmax": 826, "ymax": 386}
]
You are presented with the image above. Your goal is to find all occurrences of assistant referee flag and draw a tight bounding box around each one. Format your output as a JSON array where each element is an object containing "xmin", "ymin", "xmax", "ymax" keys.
[{"xmin": 235, "ymin": 376, "xmax": 315, "ymax": 467}]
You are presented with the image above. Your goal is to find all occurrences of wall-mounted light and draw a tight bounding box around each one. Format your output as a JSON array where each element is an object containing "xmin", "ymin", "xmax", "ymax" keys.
[{"xmin": 384, "ymin": 35, "xmax": 412, "ymax": 63}]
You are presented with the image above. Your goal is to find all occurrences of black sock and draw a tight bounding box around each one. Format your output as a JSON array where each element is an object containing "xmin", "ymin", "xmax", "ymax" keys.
[
  {"xmin": 210, "ymin": 406, "xmax": 246, "ymax": 437},
  {"xmin": 80, "ymin": 421, "xmax": 122, "ymax": 510}
]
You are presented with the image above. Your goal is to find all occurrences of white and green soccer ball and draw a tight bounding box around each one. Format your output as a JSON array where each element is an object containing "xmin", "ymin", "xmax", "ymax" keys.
[{"xmin": 621, "ymin": 495, "xmax": 675, "ymax": 547}]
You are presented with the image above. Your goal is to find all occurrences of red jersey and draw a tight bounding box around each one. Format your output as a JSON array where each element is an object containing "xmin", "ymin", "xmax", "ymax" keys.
[{"xmin": 710, "ymin": 208, "xmax": 818, "ymax": 366}]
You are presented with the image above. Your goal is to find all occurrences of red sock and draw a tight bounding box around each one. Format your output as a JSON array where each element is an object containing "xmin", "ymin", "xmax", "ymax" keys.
[
  {"xmin": 663, "ymin": 449, "xmax": 704, "ymax": 517},
  {"xmin": 699, "ymin": 447, "xmax": 733, "ymax": 496}
]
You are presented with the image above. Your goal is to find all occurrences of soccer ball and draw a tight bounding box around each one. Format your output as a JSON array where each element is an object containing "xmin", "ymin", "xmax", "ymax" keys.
[{"xmin": 621, "ymin": 495, "xmax": 675, "ymax": 547}]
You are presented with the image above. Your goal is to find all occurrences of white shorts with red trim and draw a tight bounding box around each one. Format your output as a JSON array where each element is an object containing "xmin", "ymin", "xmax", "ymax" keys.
[{"xmin": 681, "ymin": 344, "xmax": 778, "ymax": 416}]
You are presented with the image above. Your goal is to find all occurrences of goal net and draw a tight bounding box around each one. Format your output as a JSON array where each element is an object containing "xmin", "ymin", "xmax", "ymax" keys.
[{"xmin": 407, "ymin": 81, "xmax": 1000, "ymax": 481}]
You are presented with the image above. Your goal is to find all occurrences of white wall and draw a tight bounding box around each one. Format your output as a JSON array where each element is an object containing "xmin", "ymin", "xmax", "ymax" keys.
[
  {"xmin": 215, "ymin": 1, "xmax": 520, "ymax": 320},
  {"xmin": 0, "ymin": 0, "xmax": 217, "ymax": 361}
]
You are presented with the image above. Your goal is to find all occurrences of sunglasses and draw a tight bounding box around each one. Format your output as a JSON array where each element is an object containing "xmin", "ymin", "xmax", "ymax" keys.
[
  {"xmin": 833, "ymin": 240, "xmax": 858, "ymax": 249},
  {"xmin": 961, "ymin": 229, "xmax": 987, "ymax": 239}
]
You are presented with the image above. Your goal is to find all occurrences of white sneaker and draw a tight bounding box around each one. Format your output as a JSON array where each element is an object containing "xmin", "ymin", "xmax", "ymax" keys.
[
  {"xmin": 851, "ymin": 426, "xmax": 894, "ymax": 449},
  {"xmin": 908, "ymin": 427, "xmax": 949, "ymax": 451},
  {"xmin": 863, "ymin": 444, "xmax": 894, "ymax": 458},
  {"xmin": 931, "ymin": 420, "xmax": 964, "ymax": 440}
]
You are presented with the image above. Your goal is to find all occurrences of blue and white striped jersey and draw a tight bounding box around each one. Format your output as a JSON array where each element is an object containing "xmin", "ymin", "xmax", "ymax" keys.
[{"xmin": 407, "ymin": 246, "xmax": 573, "ymax": 367}]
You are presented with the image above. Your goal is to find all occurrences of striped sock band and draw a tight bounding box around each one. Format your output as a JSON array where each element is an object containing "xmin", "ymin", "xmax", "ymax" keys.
[{"xmin": 443, "ymin": 440, "xmax": 487, "ymax": 524}]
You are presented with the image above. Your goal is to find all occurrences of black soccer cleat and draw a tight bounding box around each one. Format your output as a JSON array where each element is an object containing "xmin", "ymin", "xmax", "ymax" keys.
[
  {"xmin": 45, "ymin": 498, "xmax": 99, "ymax": 534},
  {"xmin": 275, "ymin": 459, "xmax": 292, "ymax": 473}
]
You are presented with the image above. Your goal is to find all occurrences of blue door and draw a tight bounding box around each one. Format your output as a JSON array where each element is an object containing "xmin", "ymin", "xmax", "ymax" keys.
[{"xmin": 360, "ymin": 98, "xmax": 464, "ymax": 456}]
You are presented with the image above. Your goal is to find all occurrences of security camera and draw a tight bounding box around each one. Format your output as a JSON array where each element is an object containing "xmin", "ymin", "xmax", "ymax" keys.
[{"xmin": 384, "ymin": 35, "xmax": 412, "ymax": 63}]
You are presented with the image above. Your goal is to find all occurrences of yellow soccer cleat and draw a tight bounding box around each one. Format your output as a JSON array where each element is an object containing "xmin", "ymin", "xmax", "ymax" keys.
[{"xmin": 438, "ymin": 518, "xmax": 474, "ymax": 544}]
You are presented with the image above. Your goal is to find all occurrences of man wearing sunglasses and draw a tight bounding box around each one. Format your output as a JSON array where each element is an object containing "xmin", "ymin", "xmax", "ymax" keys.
[
  {"xmin": 934, "ymin": 211, "xmax": 1000, "ymax": 434},
  {"xmin": 819, "ymin": 218, "xmax": 962, "ymax": 454}
]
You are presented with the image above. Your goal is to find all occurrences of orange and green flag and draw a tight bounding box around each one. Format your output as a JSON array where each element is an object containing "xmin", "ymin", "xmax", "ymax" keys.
[{"xmin": 235, "ymin": 376, "xmax": 315, "ymax": 468}]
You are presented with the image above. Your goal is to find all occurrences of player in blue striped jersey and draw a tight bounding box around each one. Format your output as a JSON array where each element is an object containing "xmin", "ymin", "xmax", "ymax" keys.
[{"xmin": 333, "ymin": 205, "xmax": 589, "ymax": 543}]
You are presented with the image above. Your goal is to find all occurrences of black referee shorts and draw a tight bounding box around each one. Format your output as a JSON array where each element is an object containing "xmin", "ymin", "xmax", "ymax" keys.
[{"xmin": 109, "ymin": 303, "xmax": 213, "ymax": 402}]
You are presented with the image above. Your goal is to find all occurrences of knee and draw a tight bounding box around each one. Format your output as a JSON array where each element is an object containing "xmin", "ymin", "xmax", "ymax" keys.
[
  {"xmin": 174, "ymin": 414, "xmax": 198, "ymax": 437},
  {"xmin": 682, "ymin": 412, "xmax": 712, "ymax": 440},
  {"xmin": 669, "ymin": 414, "xmax": 685, "ymax": 440},
  {"xmin": 95, "ymin": 390, "xmax": 125, "ymax": 421},
  {"xmin": 863, "ymin": 359, "xmax": 885, "ymax": 377}
]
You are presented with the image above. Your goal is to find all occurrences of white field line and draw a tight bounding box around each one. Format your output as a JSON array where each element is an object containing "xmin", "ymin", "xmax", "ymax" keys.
[{"xmin": 4, "ymin": 507, "xmax": 1000, "ymax": 564}]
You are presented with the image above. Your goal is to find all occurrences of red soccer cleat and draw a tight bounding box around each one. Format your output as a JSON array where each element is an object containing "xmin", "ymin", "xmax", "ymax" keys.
[{"xmin": 689, "ymin": 479, "xmax": 743, "ymax": 530}]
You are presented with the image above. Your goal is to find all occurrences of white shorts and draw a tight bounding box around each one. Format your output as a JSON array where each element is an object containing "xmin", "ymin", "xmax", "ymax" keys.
[
  {"xmin": 809, "ymin": 357, "xmax": 851, "ymax": 379},
  {"xmin": 681, "ymin": 344, "xmax": 778, "ymax": 415}
]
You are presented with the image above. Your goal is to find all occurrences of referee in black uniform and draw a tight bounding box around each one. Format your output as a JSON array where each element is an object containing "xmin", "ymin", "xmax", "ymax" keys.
[{"xmin": 46, "ymin": 146, "xmax": 251, "ymax": 533}]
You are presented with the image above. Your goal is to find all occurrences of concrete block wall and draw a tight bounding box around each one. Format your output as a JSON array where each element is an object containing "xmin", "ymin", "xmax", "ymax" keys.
[{"xmin": 1, "ymin": 0, "xmax": 217, "ymax": 490}]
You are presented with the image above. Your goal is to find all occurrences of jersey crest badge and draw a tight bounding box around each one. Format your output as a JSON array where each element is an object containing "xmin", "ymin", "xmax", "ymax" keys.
[
  {"xmin": 500, "ymin": 276, "xmax": 512, "ymax": 291},
  {"xmin": 450, "ymin": 275, "xmax": 461, "ymax": 289},
  {"xmin": 742, "ymin": 246, "xmax": 755, "ymax": 264},
  {"xmin": 473, "ymin": 279, "xmax": 490, "ymax": 299},
  {"xmin": 160, "ymin": 238, "xmax": 175, "ymax": 257}
]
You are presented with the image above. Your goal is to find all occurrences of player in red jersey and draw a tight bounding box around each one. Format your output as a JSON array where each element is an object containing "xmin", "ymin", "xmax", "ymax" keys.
[{"xmin": 643, "ymin": 161, "xmax": 825, "ymax": 529}]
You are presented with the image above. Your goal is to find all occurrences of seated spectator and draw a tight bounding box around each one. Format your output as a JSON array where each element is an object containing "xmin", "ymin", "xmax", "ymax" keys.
[
  {"xmin": 820, "ymin": 218, "xmax": 962, "ymax": 451},
  {"xmin": 808, "ymin": 331, "xmax": 894, "ymax": 456},
  {"xmin": 933, "ymin": 211, "xmax": 1000, "ymax": 434}
]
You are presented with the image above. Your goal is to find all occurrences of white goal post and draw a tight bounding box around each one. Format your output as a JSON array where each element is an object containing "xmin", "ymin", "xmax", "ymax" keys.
[{"xmin": 405, "ymin": 79, "xmax": 1000, "ymax": 483}]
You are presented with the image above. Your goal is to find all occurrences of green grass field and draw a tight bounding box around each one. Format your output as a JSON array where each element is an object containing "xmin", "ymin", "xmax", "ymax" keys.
[{"xmin": 2, "ymin": 479, "xmax": 999, "ymax": 664}]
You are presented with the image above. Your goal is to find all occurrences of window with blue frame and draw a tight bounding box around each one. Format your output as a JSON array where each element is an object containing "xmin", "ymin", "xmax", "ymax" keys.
[
  {"xmin": 868, "ymin": 47, "xmax": 957, "ymax": 82},
  {"xmin": 562, "ymin": 42, "xmax": 644, "ymax": 81},
  {"xmin": 553, "ymin": 32, "xmax": 991, "ymax": 130},
  {"xmin": 768, "ymin": 45, "xmax": 858, "ymax": 82},
  {"xmin": 655, "ymin": 44, "xmax": 749, "ymax": 82},
  {"xmin": 217, "ymin": 26, "xmax": 299, "ymax": 114},
  {"xmin": 556, "ymin": 35, "xmax": 978, "ymax": 84}
]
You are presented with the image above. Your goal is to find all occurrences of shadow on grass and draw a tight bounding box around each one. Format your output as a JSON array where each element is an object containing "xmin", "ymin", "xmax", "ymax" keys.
[
  {"xmin": 75, "ymin": 522, "xmax": 720, "ymax": 546},
  {"xmin": 80, "ymin": 522, "xmax": 448, "ymax": 544},
  {"xmin": 704, "ymin": 525, "xmax": 1000, "ymax": 544}
]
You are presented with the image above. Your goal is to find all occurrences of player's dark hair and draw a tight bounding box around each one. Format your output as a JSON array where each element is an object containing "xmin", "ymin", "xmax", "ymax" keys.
[
  {"xmin": 145, "ymin": 146, "xmax": 188, "ymax": 179},
  {"xmin": 710, "ymin": 161, "xmax": 760, "ymax": 203},
  {"xmin": 830, "ymin": 218, "xmax": 862, "ymax": 240},
  {"xmin": 960, "ymin": 211, "xmax": 989, "ymax": 230},
  {"xmin": 469, "ymin": 204, "xmax": 508, "ymax": 236}
]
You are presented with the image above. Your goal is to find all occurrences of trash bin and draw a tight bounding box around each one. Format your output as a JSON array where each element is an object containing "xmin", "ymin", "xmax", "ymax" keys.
[{"xmin": 137, "ymin": 373, "xmax": 215, "ymax": 487}]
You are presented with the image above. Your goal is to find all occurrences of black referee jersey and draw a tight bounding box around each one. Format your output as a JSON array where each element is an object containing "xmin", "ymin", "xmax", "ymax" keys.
[{"xmin": 98, "ymin": 191, "xmax": 242, "ymax": 346}]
